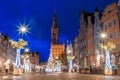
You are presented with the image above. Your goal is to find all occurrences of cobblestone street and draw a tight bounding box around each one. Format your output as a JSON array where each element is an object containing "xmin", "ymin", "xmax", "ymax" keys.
[{"xmin": 1, "ymin": 72, "xmax": 120, "ymax": 80}]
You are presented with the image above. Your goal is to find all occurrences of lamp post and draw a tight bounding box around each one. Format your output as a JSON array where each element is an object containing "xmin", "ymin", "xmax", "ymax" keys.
[{"xmin": 99, "ymin": 33, "xmax": 115, "ymax": 75}]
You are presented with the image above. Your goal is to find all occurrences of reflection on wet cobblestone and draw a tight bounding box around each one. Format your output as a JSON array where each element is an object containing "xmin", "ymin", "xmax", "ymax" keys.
[{"xmin": 1, "ymin": 72, "xmax": 120, "ymax": 80}]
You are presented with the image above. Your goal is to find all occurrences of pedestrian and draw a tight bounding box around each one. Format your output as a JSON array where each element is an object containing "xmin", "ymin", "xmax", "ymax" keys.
[
  {"xmin": 115, "ymin": 68, "xmax": 117, "ymax": 75},
  {"xmin": 5, "ymin": 65, "xmax": 9, "ymax": 74},
  {"xmin": 90, "ymin": 66, "xmax": 92, "ymax": 74}
]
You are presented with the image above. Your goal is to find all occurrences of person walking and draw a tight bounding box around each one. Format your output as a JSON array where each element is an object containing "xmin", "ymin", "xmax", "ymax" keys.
[
  {"xmin": 5, "ymin": 65, "xmax": 9, "ymax": 74},
  {"xmin": 90, "ymin": 66, "xmax": 92, "ymax": 74}
]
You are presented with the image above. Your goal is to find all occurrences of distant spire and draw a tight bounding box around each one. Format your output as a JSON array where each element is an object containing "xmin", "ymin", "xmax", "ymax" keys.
[
  {"xmin": 88, "ymin": 16, "xmax": 92, "ymax": 26},
  {"xmin": 52, "ymin": 7, "xmax": 57, "ymax": 28},
  {"xmin": 94, "ymin": 6, "xmax": 99, "ymax": 12}
]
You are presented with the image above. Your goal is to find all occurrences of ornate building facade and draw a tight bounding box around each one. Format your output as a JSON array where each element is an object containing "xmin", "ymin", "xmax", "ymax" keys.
[
  {"xmin": 50, "ymin": 9, "xmax": 65, "ymax": 64},
  {"xmin": 73, "ymin": 1, "xmax": 120, "ymax": 70},
  {"xmin": 0, "ymin": 33, "xmax": 16, "ymax": 72},
  {"xmin": 21, "ymin": 52, "xmax": 39, "ymax": 71},
  {"xmin": 93, "ymin": 9, "xmax": 103, "ymax": 68},
  {"xmin": 86, "ymin": 15, "xmax": 94, "ymax": 68},
  {"xmin": 78, "ymin": 10, "xmax": 87, "ymax": 68},
  {"xmin": 73, "ymin": 36, "xmax": 79, "ymax": 69},
  {"xmin": 101, "ymin": 2, "xmax": 120, "ymax": 68}
]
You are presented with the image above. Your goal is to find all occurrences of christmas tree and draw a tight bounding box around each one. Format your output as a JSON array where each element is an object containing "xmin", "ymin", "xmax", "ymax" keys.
[{"xmin": 46, "ymin": 53, "xmax": 56, "ymax": 72}]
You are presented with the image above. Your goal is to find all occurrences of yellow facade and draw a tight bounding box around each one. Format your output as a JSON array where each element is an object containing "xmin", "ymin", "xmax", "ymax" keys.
[{"xmin": 51, "ymin": 44, "xmax": 64, "ymax": 59}]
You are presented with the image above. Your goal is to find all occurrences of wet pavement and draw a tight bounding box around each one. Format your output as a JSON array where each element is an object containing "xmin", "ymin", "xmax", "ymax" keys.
[{"xmin": 0, "ymin": 71, "xmax": 120, "ymax": 80}]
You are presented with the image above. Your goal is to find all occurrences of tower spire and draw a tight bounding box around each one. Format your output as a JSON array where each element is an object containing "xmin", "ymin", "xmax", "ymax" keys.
[
  {"xmin": 52, "ymin": 8, "xmax": 57, "ymax": 28},
  {"xmin": 51, "ymin": 8, "xmax": 58, "ymax": 44}
]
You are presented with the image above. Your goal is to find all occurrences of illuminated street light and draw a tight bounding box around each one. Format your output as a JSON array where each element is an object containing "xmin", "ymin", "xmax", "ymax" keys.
[
  {"xmin": 25, "ymin": 48, "xmax": 29, "ymax": 52},
  {"xmin": 55, "ymin": 56, "xmax": 59, "ymax": 60},
  {"xmin": 17, "ymin": 23, "xmax": 30, "ymax": 35},
  {"xmin": 68, "ymin": 50, "xmax": 71, "ymax": 54},
  {"xmin": 100, "ymin": 33, "xmax": 107, "ymax": 39}
]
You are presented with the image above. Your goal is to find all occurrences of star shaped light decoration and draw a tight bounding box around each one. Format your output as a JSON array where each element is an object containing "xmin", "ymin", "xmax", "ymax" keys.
[{"xmin": 17, "ymin": 22, "xmax": 30, "ymax": 36}]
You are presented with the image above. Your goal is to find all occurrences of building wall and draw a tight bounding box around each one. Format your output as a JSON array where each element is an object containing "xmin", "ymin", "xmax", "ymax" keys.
[
  {"xmin": 73, "ymin": 36, "xmax": 79, "ymax": 67},
  {"xmin": 0, "ymin": 33, "xmax": 16, "ymax": 71},
  {"xmin": 50, "ymin": 9, "xmax": 65, "ymax": 64},
  {"xmin": 73, "ymin": 1, "xmax": 120, "ymax": 69},
  {"xmin": 86, "ymin": 16, "xmax": 94, "ymax": 68},
  {"xmin": 21, "ymin": 52, "xmax": 39, "ymax": 71},
  {"xmin": 78, "ymin": 10, "xmax": 87, "ymax": 68},
  {"xmin": 51, "ymin": 44, "xmax": 64, "ymax": 59},
  {"xmin": 93, "ymin": 10, "xmax": 103, "ymax": 68},
  {"xmin": 101, "ymin": 2, "xmax": 120, "ymax": 68}
]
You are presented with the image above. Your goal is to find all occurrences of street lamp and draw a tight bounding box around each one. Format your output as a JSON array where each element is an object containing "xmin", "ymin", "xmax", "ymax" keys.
[
  {"xmin": 25, "ymin": 48, "xmax": 29, "ymax": 52},
  {"xmin": 99, "ymin": 33, "xmax": 115, "ymax": 75},
  {"xmin": 100, "ymin": 33, "xmax": 107, "ymax": 39}
]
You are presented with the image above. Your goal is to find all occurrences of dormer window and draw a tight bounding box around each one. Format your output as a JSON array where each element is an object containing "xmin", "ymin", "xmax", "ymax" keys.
[{"xmin": 107, "ymin": 10, "xmax": 111, "ymax": 14}]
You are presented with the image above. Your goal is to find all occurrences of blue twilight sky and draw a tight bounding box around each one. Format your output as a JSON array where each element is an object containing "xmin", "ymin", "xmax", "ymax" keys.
[{"xmin": 0, "ymin": 0, "xmax": 118, "ymax": 62}]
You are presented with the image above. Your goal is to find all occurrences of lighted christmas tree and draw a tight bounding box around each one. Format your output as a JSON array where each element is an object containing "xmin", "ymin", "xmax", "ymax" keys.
[
  {"xmin": 99, "ymin": 41, "xmax": 115, "ymax": 75},
  {"xmin": 10, "ymin": 38, "xmax": 27, "ymax": 68},
  {"xmin": 45, "ymin": 53, "xmax": 56, "ymax": 72}
]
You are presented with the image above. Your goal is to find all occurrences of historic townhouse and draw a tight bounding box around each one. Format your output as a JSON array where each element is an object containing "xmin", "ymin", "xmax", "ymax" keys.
[
  {"xmin": 101, "ymin": 2, "xmax": 120, "ymax": 68},
  {"xmin": 73, "ymin": 36, "xmax": 79, "ymax": 70},
  {"xmin": 93, "ymin": 9, "xmax": 103, "ymax": 68},
  {"xmin": 0, "ymin": 33, "xmax": 16, "ymax": 72},
  {"xmin": 50, "ymin": 9, "xmax": 65, "ymax": 64},
  {"xmin": 86, "ymin": 14, "xmax": 94, "ymax": 68}
]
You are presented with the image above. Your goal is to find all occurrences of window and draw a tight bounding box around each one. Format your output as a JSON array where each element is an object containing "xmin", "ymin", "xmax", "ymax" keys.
[
  {"xmin": 114, "ymin": 30, "xmax": 118, "ymax": 38},
  {"xmin": 104, "ymin": 25, "xmax": 107, "ymax": 31},
  {"xmin": 90, "ymin": 49, "xmax": 93, "ymax": 54},
  {"xmin": 109, "ymin": 22, "xmax": 112, "ymax": 28},
  {"xmin": 110, "ymin": 32, "xmax": 112, "ymax": 39},
  {"xmin": 115, "ymin": 44, "xmax": 119, "ymax": 50},
  {"xmin": 113, "ymin": 19, "xmax": 117, "ymax": 25},
  {"xmin": 100, "ymin": 24, "xmax": 102, "ymax": 28},
  {"xmin": 108, "ymin": 10, "xmax": 111, "ymax": 13}
]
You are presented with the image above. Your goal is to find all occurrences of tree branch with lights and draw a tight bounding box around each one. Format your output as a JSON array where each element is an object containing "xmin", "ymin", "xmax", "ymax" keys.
[
  {"xmin": 9, "ymin": 38, "xmax": 27, "ymax": 49},
  {"xmin": 99, "ymin": 41, "xmax": 115, "ymax": 51},
  {"xmin": 9, "ymin": 38, "xmax": 27, "ymax": 69},
  {"xmin": 99, "ymin": 41, "xmax": 116, "ymax": 75}
]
